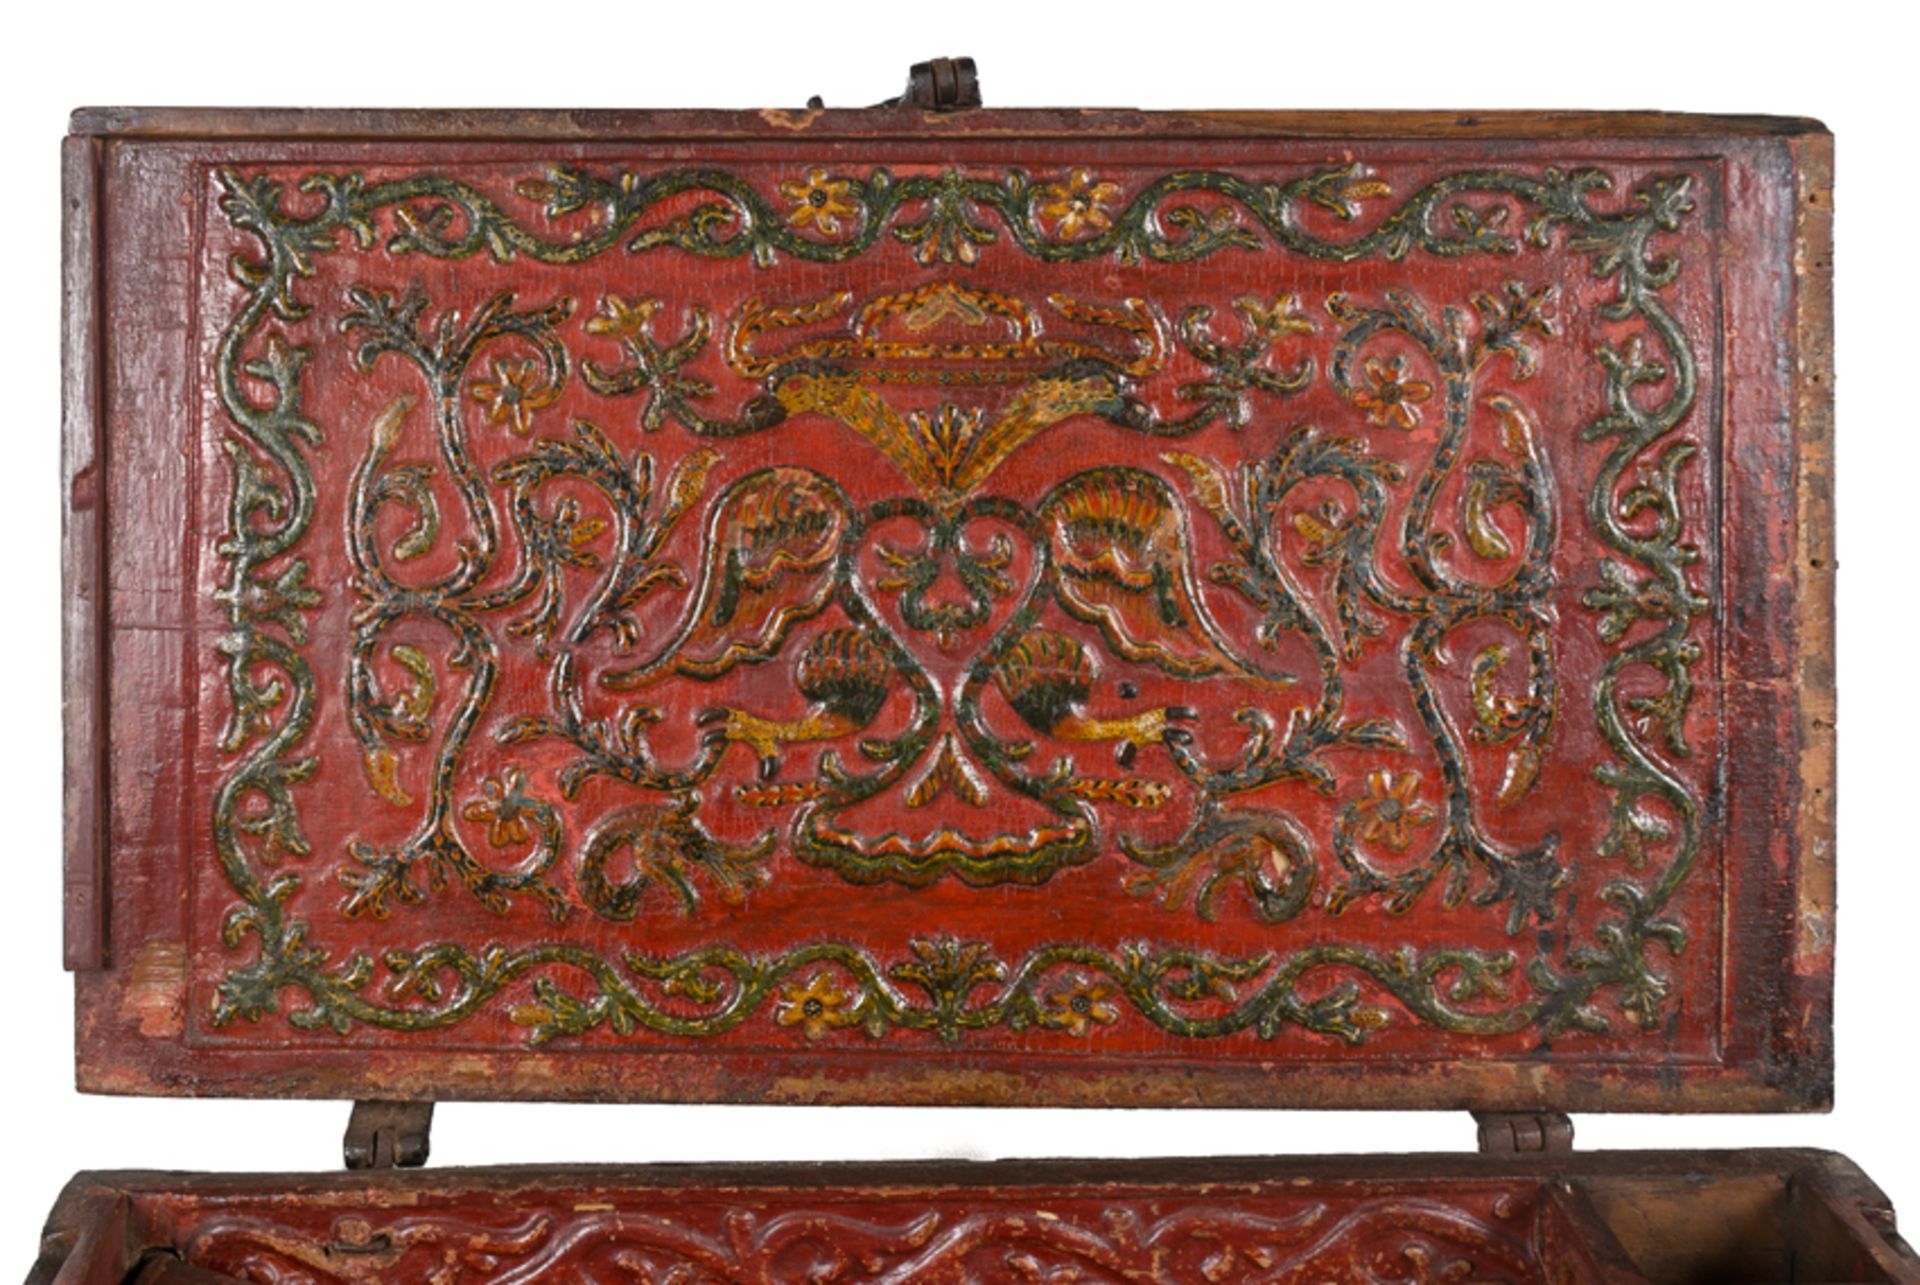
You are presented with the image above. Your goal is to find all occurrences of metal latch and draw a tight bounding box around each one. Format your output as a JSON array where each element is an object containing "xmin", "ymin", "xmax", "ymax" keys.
[
  {"xmin": 343, "ymin": 1100, "xmax": 434, "ymax": 1170},
  {"xmin": 1473, "ymin": 1110, "xmax": 1574, "ymax": 1155}
]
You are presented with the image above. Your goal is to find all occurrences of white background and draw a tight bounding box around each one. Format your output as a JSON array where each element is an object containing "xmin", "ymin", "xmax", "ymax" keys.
[{"xmin": 2, "ymin": 0, "xmax": 1914, "ymax": 1270}]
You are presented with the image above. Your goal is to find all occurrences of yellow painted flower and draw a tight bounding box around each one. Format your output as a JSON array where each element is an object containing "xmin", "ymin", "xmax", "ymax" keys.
[
  {"xmin": 776, "ymin": 972, "xmax": 857, "ymax": 1040},
  {"xmin": 1353, "ymin": 770, "xmax": 1438, "ymax": 851},
  {"xmin": 1350, "ymin": 355, "xmax": 1434, "ymax": 431},
  {"xmin": 1045, "ymin": 973, "xmax": 1121, "ymax": 1037},
  {"xmin": 1035, "ymin": 168, "xmax": 1123, "ymax": 241},
  {"xmin": 470, "ymin": 358, "xmax": 559, "ymax": 436},
  {"xmin": 780, "ymin": 168, "xmax": 859, "ymax": 236}
]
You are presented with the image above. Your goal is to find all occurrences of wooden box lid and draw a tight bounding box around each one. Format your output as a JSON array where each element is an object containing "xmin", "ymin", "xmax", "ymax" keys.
[{"xmin": 62, "ymin": 97, "xmax": 1834, "ymax": 1113}]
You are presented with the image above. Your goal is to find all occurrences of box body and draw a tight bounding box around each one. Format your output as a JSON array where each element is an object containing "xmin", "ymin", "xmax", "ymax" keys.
[{"xmin": 32, "ymin": 1152, "xmax": 1918, "ymax": 1284}]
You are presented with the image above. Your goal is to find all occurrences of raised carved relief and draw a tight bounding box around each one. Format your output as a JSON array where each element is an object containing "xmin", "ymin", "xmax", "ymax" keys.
[
  {"xmin": 180, "ymin": 1192, "xmax": 1543, "ymax": 1283},
  {"xmin": 206, "ymin": 160, "xmax": 1708, "ymax": 1052}
]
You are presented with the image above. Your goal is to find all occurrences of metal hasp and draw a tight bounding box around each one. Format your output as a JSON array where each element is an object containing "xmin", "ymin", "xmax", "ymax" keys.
[
  {"xmin": 897, "ymin": 57, "xmax": 980, "ymax": 111},
  {"xmin": 343, "ymin": 1100, "xmax": 434, "ymax": 1170},
  {"xmin": 1473, "ymin": 1111, "xmax": 1574, "ymax": 1155}
]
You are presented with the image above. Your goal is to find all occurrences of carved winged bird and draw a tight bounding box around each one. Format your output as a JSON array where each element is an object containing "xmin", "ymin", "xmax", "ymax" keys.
[
  {"xmin": 699, "ymin": 627, "xmax": 896, "ymax": 781},
  {"xmin": 993, "ymin": 629, "xmax": 1193, "ymax": 767},
  {"xmin": 1037, "ymin": 468, "xmax": 1292, "ymax": 686}
]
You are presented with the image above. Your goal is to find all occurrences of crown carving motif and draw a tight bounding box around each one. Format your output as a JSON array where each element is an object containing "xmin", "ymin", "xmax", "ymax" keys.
[{"xmin": 725, "ymin": 281, "xmax": 1165, "ymax": 505}]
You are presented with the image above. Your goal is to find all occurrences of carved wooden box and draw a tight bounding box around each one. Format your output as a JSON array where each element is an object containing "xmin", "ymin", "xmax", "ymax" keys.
[{"xmin": 42, "ymin": 71, "xmax": 1909, "ymax": 1281}]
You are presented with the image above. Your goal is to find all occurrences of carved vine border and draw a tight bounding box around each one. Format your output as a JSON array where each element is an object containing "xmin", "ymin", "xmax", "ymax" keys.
[
  {"xmin": 207, "ymin": 162, "xmax": 1705, "ymax": 1046},
  {"xmin": 180, "ymin": 1195, "xmax": 1541, "ymax": 1281}
]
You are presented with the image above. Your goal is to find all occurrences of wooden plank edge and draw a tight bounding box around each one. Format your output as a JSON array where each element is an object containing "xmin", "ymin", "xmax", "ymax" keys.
[
  {"xmin": 1789, "ymin": 128, "xmax": 1838, "ymax": 1104},
  {"xmin": 65, "ymin": 105, "xmax": 1830, "ymax": 143},
  {"xmin": 69, "ymin": 1042, "xmax": 1833, "ymax": 1111},
  {"xmin": 61, "ymin": 133, "xmax": 107, "ymax": 973}
]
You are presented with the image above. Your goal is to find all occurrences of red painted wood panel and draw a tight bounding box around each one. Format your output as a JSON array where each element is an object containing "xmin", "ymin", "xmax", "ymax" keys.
[
  {"xmin": 66, "ymin": 113, "xmax": 1832, "ymax": 1110},
  {"xmin": 156, "ymin": 1172, "xmax": 1549, "ymax": 1282}
]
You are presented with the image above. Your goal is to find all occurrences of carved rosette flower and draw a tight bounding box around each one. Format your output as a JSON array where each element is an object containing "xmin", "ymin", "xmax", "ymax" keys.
[
  {"xmin": 776, "ymin": 972, "xmax": 858, "ymax": 1040},
  {"xmin": 1043, "ymin": 973, "xmax": 1121, "ymax": 1036},
  {"xmin": 1352, "ymin": 770, "xmax": 1439, "ymax": 852},
  {"xmin": 1034, "ymin": 168, "xmax": 1123, "ymax": 241},
  {"xmin": 779, "ymin": 168, "xmax": 860, "ymax": 237},
  {"xmin": 462, "ymin": 768, "xmax": 536, "ymax": 849},
  {"xmin": 470, "ymin": 357, "xmax": 560, "ymax": 436},
  {"xmin": 1349, "ymin": 355, "xmax": 1433, "ymax": 431}
]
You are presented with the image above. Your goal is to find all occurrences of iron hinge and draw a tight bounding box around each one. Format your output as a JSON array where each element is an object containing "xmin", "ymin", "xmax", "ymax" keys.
[
  {"xmin": 343, "ymin": 1100, "xmax": 434, "ymax": 1170},
  {"xmin": 872, "ymin": 57, "xmax": 981, "ymax": 112},
  {"xmin": 1473, "ymin": 1110, "xmax": 1574, "ymax": 1155}
]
